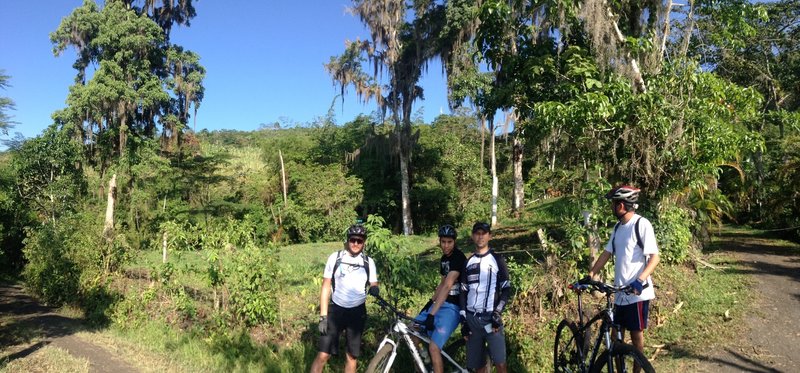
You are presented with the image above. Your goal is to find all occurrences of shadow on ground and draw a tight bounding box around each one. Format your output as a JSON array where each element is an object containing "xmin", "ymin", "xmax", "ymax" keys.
[
  {"xmin": 665, "ymin": 344, "xmax": 782, "ymax": 373},
  {"xmin": 0, "ymin": 283, "xmax": 86, "ymax": 364}
]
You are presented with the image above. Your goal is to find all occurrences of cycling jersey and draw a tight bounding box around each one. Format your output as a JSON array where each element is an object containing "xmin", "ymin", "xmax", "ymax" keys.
[{"xmin": 460, "ymin": 249, "xmax": 511, "ymax": 313}]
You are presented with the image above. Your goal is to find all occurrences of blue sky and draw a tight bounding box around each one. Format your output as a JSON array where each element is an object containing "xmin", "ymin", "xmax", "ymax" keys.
[{"xmin": 0, "ymin": 0, "xmax": 451, "ymax": 141}]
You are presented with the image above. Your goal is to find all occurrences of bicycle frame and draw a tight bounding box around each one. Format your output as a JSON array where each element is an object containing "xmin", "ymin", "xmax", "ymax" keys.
[
  {"xmin": 371, "ymin": 295, "xmax": 468, "ymax": 373},
  {"xmin": 571, "ymin": 280, "xmax": 646, "ymax": 372}
]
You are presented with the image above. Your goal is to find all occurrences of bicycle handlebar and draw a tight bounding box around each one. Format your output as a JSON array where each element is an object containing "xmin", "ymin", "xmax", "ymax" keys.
[
  {"xmin": 569, "ymin": 278, "xmax": 649, "ymax": 295},
  {"xmin": 370, "ymin": 293, "xmax": 417, "ymax": 322}
]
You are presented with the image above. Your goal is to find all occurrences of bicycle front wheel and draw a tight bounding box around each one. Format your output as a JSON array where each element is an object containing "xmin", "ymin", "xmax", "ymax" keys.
[
  {"xmin": 366, "ymin": 343, "xmax": 395, "ymax": 373},
  {"xmin": 590, "ymin": 343, "xmax": 655, "ymax": 373},
  {"xmin": 554, "ymin": 319, "xmax": 583, "ymax": 373}
]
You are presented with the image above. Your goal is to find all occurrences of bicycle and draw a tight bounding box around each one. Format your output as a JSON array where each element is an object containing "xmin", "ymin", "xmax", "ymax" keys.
[
  {"xmin": 366, "ymin": 293, "xmax": 469, "ymax": 373},
  {"xmin": 554, "ymin": 278, "xmax": 655, "ymax": 373}
]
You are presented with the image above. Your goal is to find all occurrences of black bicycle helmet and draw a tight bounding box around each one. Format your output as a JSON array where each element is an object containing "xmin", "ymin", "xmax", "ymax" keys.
[
  {"xmin": 438, "ymin": 224, "xmax": 457, "ymax": 238},
  {"xmin": 605, "ymin": 185, "xmax": 640, "ymax": 204},
  {"xmin": 347, "ymin": 224, "xmax": 367, "ymax": 238}
]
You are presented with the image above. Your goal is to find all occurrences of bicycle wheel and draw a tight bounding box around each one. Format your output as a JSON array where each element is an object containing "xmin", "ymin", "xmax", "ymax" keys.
[
  {"xmin": 554, "ymin": 319, "xmax": 583, "ymax": 373},
  {"xmin": 366, "ymin": 343, "xmax": 395, "ymax": 373},
  {"xmin": 589, "ymin": 343, "xmax": 655, "ymax": 373}
]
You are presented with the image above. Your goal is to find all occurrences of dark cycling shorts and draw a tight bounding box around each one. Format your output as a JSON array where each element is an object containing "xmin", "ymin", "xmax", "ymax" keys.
[
  {"xmin": 318, "ymin": 302, "xmax": 367, "ymax": 357},
  {"xmin": 614, "ymin": 300, "xmax": 649, "ymax": 331}
]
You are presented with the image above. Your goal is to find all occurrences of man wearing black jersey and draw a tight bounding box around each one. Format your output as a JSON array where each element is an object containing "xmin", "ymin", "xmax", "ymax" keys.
[
  {"xmin": 459, "ymin": 222, "xmax": 512, "ymax": 373},
  {"xmin": 413, "ymin": 224, "xmax": 467, "ymax": 373}
]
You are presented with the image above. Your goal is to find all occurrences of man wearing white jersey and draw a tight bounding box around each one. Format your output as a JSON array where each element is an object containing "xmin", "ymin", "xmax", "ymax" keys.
[
  {"xmin": 311, "ymin": 224, "xmax": 379, "ymax": 373},
  {"xmin": 459, "ymin": 222, "xmax": 512, "ymax": 373},
  {"xmin": 589, "ymin": 185, "xmax": 660, "ymax": 358}
]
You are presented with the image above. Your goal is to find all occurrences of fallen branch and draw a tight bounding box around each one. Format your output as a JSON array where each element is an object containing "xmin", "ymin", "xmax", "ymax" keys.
[{"xmin": 694, "ymin": 256, "xmax": 726, "ymax": 270}]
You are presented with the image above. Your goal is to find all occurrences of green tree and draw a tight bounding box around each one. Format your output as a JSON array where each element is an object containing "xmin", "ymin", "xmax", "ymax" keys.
[
  {"xmin": 13, "ymin": 124, "xmax": 87, "ymax": 224},
  {"xmin": 327, "ymin": 0, "xmax": 450, "ymax": 235},
  {"xmin": 0, "ymin": 70, "xmax": 15, "ymax": 135}
]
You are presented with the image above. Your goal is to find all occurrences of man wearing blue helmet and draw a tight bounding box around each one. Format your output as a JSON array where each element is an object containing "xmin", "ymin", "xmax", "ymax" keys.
[{"xmin": 413, "ymin": 224, "xmax": 467, "ymax": 373}]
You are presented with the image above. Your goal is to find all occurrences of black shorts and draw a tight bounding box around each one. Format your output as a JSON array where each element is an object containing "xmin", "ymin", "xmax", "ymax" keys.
[
  {"xmin": 614, "ymin": 300, "xmax": 649, "ymax": 331},
  {"xmin": 318, "ymin": 303, "xmax": 367, "ymax": 357}
]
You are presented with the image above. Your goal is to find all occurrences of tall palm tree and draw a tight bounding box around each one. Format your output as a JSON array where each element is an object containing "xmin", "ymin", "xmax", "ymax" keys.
[{"xmin": 329, "ymin": 0, "xmax": 446, "ymax": 235}]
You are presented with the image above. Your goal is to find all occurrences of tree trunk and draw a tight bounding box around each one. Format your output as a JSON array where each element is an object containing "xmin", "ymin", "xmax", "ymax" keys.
[
  {"xmin": 162, "ymin": 231, "xmax": 168, "ymax": 264},
  {"xmin": 490, "ymin": 117, "xmax": 498, "ymax": 227},
  {"xmin": 400, "ymin": 149, "xmax": 413, "ymax": 235},
  {"xmin": 582, "ymin": 210, "xmax": 599, "ymax": 268},
  {"xmin": 606, "ymin": 6, "xmax": 647, "ymax": 93},
  {"xmin": 103, "ymin": 174, "xmax": 117, "ymax": 240},
  {"xmin": 512, "ymin": 134, "xmax": 524, "ymax": 218},
  {"xmin": 480, "ymin": 116, "xmax": 485, "ymax": 186},
  {"xmin": 279, "ymin": 149, "xmax": 287, "ymax": 207}
]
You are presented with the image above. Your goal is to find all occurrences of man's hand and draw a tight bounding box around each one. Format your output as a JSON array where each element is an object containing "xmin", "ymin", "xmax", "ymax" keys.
[
  {"xmin": 491, "ymin": 311, "xmax": 503, "ymax": 328},
  {"xmin": 318, "ymin": 315, "xmax": 328, "ymax": 336},
  {"xmin": 630, "ymin": 279, "xmax": 644, "ymax": 295},
  {"xmin": 425, "ymin": 314, "xmax": 436, "ymax": 331},
  {"xmin": 460, "ymin": 323, "xmax": 471, "ymax": 339},
  {"xmin": 368, "ymin": 285, "xmax": 380, "ymax": 297}
]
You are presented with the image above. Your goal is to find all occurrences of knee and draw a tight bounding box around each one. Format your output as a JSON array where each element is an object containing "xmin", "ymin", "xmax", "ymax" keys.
[
  {"xmin": 429, "ymin": 342, "xmax": 440, "ymax": 354},
  {"xmin": 315, "ymin": 352, "xmax": 331, "ymax": 363}
]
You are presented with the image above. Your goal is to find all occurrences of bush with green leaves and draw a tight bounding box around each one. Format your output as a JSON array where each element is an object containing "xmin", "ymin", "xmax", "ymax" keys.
[
  {"xmin": 22, "ymin": 223, "xmax": 80, "ymax": 305},
  {"xmin": 226, "ymin": 243, "xmax": 281, "ymax": 326},
  {"xmin": 362, "ymin": 215, "xmax": 431, "ymax": 310},
  {"xmin": 655, "ymin": 202, "xmax": 694, "ymax": 264}
]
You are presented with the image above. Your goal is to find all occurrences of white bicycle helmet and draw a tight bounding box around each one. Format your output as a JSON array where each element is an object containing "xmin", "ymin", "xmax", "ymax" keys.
[{"xmin": 605, "ymin": 185, "xmax": 640, "ymax": 204}]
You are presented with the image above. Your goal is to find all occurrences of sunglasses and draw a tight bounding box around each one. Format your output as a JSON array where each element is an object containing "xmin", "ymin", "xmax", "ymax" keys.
[{"xmin": 348, "ymin": 238, "xmax": 365, "ymax": 244}]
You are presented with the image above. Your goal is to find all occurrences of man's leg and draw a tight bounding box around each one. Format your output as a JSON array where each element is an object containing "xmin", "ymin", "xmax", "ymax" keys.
[
  {"xmin": 344, "ymin": 352, "xmax": 358, "ymax": 373},
  {"xmin": 310, "ymin": 351, "xmax": 330, "ymax": 373},
  {"xmin": 630, "ymin": 330, "xmax": 644, "ymax": 352},
  {"xmin": 429, "ymin": 343, "xmax": 443, "ymax": 373}
]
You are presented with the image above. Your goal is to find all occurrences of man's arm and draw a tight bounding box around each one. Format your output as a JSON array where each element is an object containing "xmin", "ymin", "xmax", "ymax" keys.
[
  {"xmin": 588, "ymin": 251, "xmax": 612, "ymax": 279},
  {"xmin": 638, "ymin": 253, "xmax": 660, "ymax": 282},
  {"xmin": 429, "ymin": 271, "xmax": 460, "ymax": 316},
  {"xmin": 319, "ymin": 277, "xmax": 332, "ymax": 317}
]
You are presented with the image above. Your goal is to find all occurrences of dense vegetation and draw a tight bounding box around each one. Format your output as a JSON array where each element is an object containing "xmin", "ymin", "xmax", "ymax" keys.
[{"xmin": 1, "ymin": 0, "xmax": 798, "ymax": 370}]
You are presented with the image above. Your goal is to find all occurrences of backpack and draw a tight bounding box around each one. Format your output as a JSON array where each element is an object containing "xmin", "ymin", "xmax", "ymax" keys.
[
  {"xmin": 331, "ymin": 250, "xmax": 373, "ymax": 294},
  {"xmin": 611, "ymin": 217, "xmax": 644, "ymax": 255}
]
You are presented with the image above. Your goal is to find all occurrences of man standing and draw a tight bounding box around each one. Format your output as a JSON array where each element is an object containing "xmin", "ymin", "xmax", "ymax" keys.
[
  {"xmin": 588, "ymin": 185, "xmax": 660, "ymax": 357},
  {"xmin": 311, "ymin": 224, "xmax": 379, "ymax": 373},
  {"xmin": 460, "ymin": 222, "xmax": 512, "ymax": 373},
  {"xmin": 414, "ymin": 224, "xmax": 467, "ymax": 373}
]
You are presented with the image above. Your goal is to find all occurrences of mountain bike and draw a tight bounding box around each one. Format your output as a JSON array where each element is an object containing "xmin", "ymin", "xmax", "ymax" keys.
[
  {"xmin": 554, "ymin": 278, "xmax": 655, "ymax": 373},
  {"xmin": 366, "ymin": 293, "xmax": 469, "ymax": 373}
]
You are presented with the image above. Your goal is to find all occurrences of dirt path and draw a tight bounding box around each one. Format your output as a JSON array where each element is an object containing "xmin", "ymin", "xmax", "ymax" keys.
[
  {"xmin": 695, "ymin": 231, "xmax": 800, "ymax": 373},
  {"xmin": 0, "ymin": 283, "xmax": 137, "ymax": 373}
]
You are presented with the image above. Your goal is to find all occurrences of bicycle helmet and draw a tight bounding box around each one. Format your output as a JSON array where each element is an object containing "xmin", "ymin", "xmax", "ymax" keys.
[
  {"xmin": 438, "ymin": 224, "xmax": 457, "ymax": 239},
  {"xmin": 605, "ymin": 185, "xmax": 640, "ymax": 204},
  {"xmin": 347, "ymin": 224, "xmax": 367, "ymax": 238}
]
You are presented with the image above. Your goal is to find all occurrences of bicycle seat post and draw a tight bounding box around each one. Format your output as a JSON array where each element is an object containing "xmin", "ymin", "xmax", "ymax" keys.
[{"xmin": 576, "ymin": 289, "xmax": 585, "ymax": 325}]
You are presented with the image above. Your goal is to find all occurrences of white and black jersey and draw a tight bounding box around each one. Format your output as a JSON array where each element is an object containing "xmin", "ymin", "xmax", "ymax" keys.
[{"xmin": 459, "ymin": 249, "xmax": 511, "ymax": 314}]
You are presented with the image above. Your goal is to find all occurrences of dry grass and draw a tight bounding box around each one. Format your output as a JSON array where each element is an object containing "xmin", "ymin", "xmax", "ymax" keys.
[{"xmin": 1, "ymin": 345, "xmax": 90, "ymax": 373}]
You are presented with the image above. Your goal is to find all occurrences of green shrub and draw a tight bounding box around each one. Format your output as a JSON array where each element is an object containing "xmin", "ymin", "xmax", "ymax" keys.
[
  {"xmin": 227, "ymin": 243, "xmax": 281, "ymax": 326},
  {"xmin": 22, "ymin": 223, "xmax": 80, "ymax": 305},
  {"xmin": 655, "ymin": 203, "xmax": 693, "ymax": 263}
]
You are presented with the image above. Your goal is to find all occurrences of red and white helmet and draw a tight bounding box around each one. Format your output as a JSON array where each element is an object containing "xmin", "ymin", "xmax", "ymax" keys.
[{"xmin": 605, "ymin": 185, "xmax": 640, "ymax": 204}]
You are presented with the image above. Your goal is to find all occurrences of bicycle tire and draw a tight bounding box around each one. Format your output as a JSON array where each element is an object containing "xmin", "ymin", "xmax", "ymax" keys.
[
  {"xmin": 589, "ymin": 343, "xmax": 655, "ymax": 373},
  {"xmin": 366, "ymin": 343, "xmax": 395, "ymax": 373},
  {"xmin": 554, "ymin": 319, "xmax": 583, "ymax": 373}
]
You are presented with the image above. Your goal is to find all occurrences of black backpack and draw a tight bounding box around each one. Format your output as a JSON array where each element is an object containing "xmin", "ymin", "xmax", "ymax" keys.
[{"xmin": 611, "ymin": 217, "xmax": 644, "ymax": 255}]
